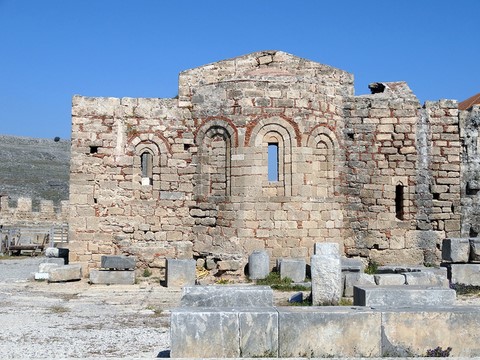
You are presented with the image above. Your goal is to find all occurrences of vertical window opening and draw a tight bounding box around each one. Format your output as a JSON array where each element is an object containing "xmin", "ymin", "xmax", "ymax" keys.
[
  {"xmin": 268, "ymin": 143, "xmax": 279, "ymax": 181},
  {"xmin": 395, "ymin": 184, "xmax": 404, "ymax": 220},
  {"xmin": 141, "ymin": 152, "xmax": 153, "ymax": 185}
]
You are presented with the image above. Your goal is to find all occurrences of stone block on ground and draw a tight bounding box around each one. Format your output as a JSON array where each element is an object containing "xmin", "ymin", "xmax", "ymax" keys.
[
  {"xmin": 374, "ymin": 273, "xmax": 406, "ymax": 285},
  {"xmin": 311, "ymin": 251, "xmax": 341, "ymax": 305},
  {"xmin": 353, "ymin": 285, "xmax": 456, "ymax": 307},
  {"xmin": 381, "ymin": 307, "xmax": 480, "ymax": 357},
  {"xmin": 166, "ymin": 258, "xmax": 196, "ymax": 288},
  {"xmin": 89, "ymin": 269, "xmax": 135, "ymax": 285},
  {"xmin": 277, "ymin": 306, "xmax": 381, "ymax": 357},
  {"xmin": 404, "ymin": 271, "xmax": 449, "ymax": 287},
  {"xmin": 248, "ymin": 250, "xmax": 270, "ymax": 280},
  {"xmin": 442, "ymin": 238, "xmax": 470, "ymax": 263},
  {"xmin": 39, "ymin": 262, "xmax": 62, "ymax": 273},
  {"xmin": 451, "ymin": 264, "xmax": 480, "ymax": 286},
  {"xmin": 180, "ymin": 285, "xmax": 273, "ymax": 307},
  {"xmin": 48, "ymin": 264, "xmax": 82, "ymax": 282},
  {"xmin": 341, "ymin": 257, "xmax": 363, "ymax": 272},
  {"xmin": 100, "ymin": 255, "xmax": 136, "ymax": 270},
  {"xmin": 170, "ymin": 307, "xmax": 278, "ymax": 358},
  {"xmin": 469, "ymin": 238, "xmax": 480, "ymax": 262},
  {"xmin": 279, "ymin": 258, "xmax": 306, "ymax": 283},
  {"xmin": 344, "ymin": 273, "xmax": 375, "ymax": 297}
]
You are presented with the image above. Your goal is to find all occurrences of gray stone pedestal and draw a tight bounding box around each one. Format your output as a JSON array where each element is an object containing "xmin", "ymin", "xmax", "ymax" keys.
[
  {"xmin": 311, "ymin": 243, "xmax": 341, "ymax": 305},
  {"xmin": 248, "ymin": 250, "xmax": 270, "ymax": 280}
]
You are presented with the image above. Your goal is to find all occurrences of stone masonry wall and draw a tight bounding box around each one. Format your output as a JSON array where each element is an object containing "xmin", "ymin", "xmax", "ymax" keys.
[
  {"xmin": 0, "ymin": 196, "xmax": 68, "ymax": 226},
  {"xmin": 68, "ymin": 51, "xmax": 464, "ymax": 277}
]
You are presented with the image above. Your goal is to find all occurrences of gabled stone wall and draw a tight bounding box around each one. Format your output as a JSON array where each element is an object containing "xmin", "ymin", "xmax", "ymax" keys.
[{"xmin": 68, "ymin": 50, "xmax": 464, "ymax": 276}]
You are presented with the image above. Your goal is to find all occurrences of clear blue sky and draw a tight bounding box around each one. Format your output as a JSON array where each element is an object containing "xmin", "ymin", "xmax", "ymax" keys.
[{"xmin": 1, "ymin": 0, "xmax": 479, "ymax": 139}]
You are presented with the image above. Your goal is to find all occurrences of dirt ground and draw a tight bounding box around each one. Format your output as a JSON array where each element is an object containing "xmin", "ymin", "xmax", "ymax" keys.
[{"xmin": 0, "ymin": 257, "xmax": 479, "ymax": 359}]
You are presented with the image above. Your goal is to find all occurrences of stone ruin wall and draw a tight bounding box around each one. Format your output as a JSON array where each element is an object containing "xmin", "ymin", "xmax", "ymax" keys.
[
  {"xmin": 0, "ymin": 196, "xmax": 68, "ymax": 226},
  {"xmin": 67, "ymin": 51, "xmax": 464, "ymax": 277}
]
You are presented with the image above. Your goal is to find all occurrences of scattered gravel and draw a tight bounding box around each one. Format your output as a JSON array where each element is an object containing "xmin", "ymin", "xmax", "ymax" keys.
[{"xmin": 0, "ymin": 257, "xmax": 181, "ymax": 359}]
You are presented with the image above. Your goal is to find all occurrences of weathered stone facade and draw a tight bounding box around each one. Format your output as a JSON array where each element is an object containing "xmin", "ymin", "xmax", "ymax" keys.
[
  {"xmin": 0, "ymin": 196, "xmax": 68, "ymax": 226},
  {"xmin": 68, "ymin": 50, "xmax": 467, "ymax": 276}
]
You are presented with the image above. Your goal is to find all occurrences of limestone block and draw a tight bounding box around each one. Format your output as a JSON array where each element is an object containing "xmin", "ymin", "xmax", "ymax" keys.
[
  {"xmin": 248, "ymin": 250, "xmax": 269, "ymax": 280},
  {"xmin": 170, "ymin": 308, "xmax": 239, "ymax": 358},
  {"xmin": 279, "ymin": 258, "xmax": 306, "ymax": 283},
  {"xmin": 100, "ymin": 255, "xmax": 136, "ymax": 270},
  {"xmin": 341, "ymin": 257, "xmax": 363, "ymax": 272},
  {"xmin": 314, "ymin": 242, "xmax": 339, "ymax": 255},
  {"xmin": 239, "ymin": 308, "xmax": 279, "ymax": 357},
  {"xmin": 374, "ymin": 274, "xmax": 405, "ymax": 285},
  {"xmin": 48, "ymin": 264, "xmax": 82, "ymax": 282},
  {"xmin": 442, "ymin": 238, "xmax": 470, "ymax": 263},
  {"xmin": 34, "ymin": 272, "xmax": 50, "ymax": 280},
  {"xmin": 469, "ymin": 238, "xmax": 480, "ymax": 262},
  {"xmin": 45, "ymin": 247, "xmax": 59, "ymax": 258},
  {"xmin": 353, "ymin": 285, "xmax": 456, "ymax": 307},
  {"xmin": 89, "ymin": 270, "xmax": 135, "ymax": 285},
  {"xmin": 39, "ymin": 262, "xmax": 61, "ymax": 273},
  {"xmin": 311, "ymin": 253, "xmax": 342, "ymax": 305},
  {"xmin": 277, "ymin": 307, "xmax": 381, "ymax": 357},
  {"xmin": 404, "ymin": 271, "xmax": 449, "ymax": 287},
  {"xmin": 344, "ymin": 273, "xmax": 375, "ymax": 297},
  {"xmin": 170, "ymin": 307, "xmax": 278, "ymax": 358},
  {"xmin": 166, "ymin": 259, "xmax": 196, "ymax": 287},
  {"xmin": 451, "ymin": 264, "xmax": 480, "ymax": 286},
  {"xmin": 180, "ymin": 285, "xmax": 273, "ymax": 307},
  {"xmin": 381, "ymin": 307, "xmax": 480, "ymax": 357}
]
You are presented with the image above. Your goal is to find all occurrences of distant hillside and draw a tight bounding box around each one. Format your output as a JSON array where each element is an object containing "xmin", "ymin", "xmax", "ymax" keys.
[{"xmin": 0, "ymin": 135, "xmax": 70, "ymax": 209}]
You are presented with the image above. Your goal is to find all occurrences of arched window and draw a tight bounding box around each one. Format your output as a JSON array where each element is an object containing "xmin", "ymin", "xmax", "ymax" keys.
[{"xmin": 141, "ymin": 151, "xmax": 153, "ymax": 185}]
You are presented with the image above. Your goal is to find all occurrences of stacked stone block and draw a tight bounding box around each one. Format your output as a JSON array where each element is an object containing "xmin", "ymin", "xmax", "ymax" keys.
[
  {"xmin": 89, "ymin": 255, "xmax": 136, "ymax": 285},
  {"xmin": 443, "ymin": 237, "xmax": 480, "ymax": 286}
]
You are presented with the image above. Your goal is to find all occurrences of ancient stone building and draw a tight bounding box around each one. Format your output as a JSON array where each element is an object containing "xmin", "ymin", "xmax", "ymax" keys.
[{"xmin": 68, "ymin": 50, "xmax": 472, "ymax": 276}]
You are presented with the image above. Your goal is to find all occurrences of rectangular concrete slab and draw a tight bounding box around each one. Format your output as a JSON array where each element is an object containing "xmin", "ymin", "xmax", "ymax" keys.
[
  {"xmin": 48, "ymin": 264, "xmax": 82, "ymax": 282},
  {"xmin": 277, "ymin": 306, "xmax": 381, "ymax": 358},
  {"xmin": 100, "ymin": 255, "xmax": 136, "ymax": 270},
  {"xmin": 404, "ymin": 271, "xmax": 449, "ymax": 287},
  {"xmin": 353, "ymin": 285, "xmax": 456, "ymax": 307},
  {"xmin": 381, "ymin": 307, "xmax": 480, "ymax": 357},
  {"xmin": 374, "ymin": 273, "xmax": 405, "ymax": 285},
  {"xmin": 181, "ymin": 285, "xmax": 273, "ymax": 307},
  {"xmin": 89, "ymin": 269, "xmax": 135, "ymax": 285}
]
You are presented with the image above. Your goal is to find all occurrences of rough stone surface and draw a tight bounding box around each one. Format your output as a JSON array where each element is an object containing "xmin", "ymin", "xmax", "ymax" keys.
[
  {"xmin": 180, "ymin": 285, "xmax": 273, "ymax": 307},
  {"xmin": 451, "ymin": 263, "xmax": 480, "ymax": 286},
  {"xmin": 100, "ymin": 255, "xmax": 136, "ymax": 270},
  {"xmin": 381, "ymin": 307, "xmax": 480, "ymax": 357},
  {"xmin": 248, "ymin": 250, "xmax": 269, "ymax": 280},
  {"xmin": 89, "ymin": 269, "xmax": 136, "ymax": 285},
  {"xmin": 166, "ymin": 259, "xmax": 196, "ymax": 287},
  {"xmin": 277, "ymin": 307, "xmax": 381, "ymax": 358},
  {"xmin": 311, "ymin": 252, "xmax": 342, "ymax": 305},
  {"xmin": 341, "ymin": 257, "xmax": 363, "ymax": 272},
  {"xmin": 442, "ymin": 238, "xmax": 470, "ymax": 263},
  {"xmin": 404, "ymin": 271, "xmax": 449, "ymax": 287},
  {"xmin": 279, "ymin": 258, "xmax": 306, "ymax": 283},
  {"xmin": 314, "ymin": 242, "xmax": 340, "ymax": 256},
  {"xmin": 374, "ymin": 273, "xmax": 406, "ymax": 285},
  {"xmin": 48, "ymin": 264, "xmax": 82, "ymax": 282},
  {"xmin": 353, "ymin": 285, "xmax": 456, "ymax": 307},
  {"xmin": 170, "ymin": 307, "xmax": 278, "ymax": 358},
  {"xmin": 344, "ymin": 272, "xmax": 375, "ymax": 297},
  {"xmin": 469, "ymin": 237, "xmax": 480, "ymax": 262}
]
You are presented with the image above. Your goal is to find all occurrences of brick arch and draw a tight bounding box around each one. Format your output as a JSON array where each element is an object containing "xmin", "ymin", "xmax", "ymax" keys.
[
  {"xmin": 246, "ymin": 115, "xmax": 300, "ymax": 147},
  {"xmin": 195, "ymin": 121, "xmax": 234, "ymax": 198},
  {"xmin": 306, "ymin": 125, "xmax": 340, "ymax": 198},
  {"xmin": 248, "ymin": 117, "xmax": 297, "ymax": 197},
  {"xmin": 195, "ymin": 117, "xmax": 238, "ymax": 148}
]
